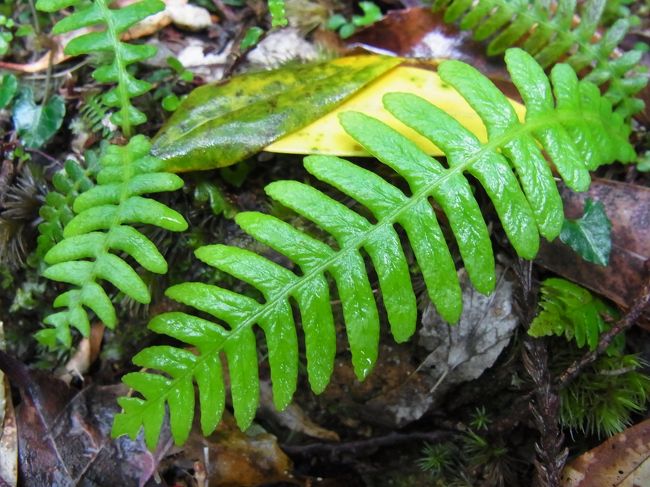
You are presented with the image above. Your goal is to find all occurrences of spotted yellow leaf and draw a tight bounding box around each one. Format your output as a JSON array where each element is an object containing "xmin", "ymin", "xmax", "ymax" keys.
[{"xmin": 266, "ymin": 61, "xmax": 526, "ymax": 156}]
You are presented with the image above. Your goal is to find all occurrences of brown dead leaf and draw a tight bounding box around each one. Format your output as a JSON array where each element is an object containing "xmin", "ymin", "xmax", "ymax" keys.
[
  {"xmin": 0, "ymin": 29, "xmax": 90, "ymax": 74},
  {"xmin": 163, "ymin": 410, "xmax": 296, "ymax": 487},
  {"xmin": 535, "ymin": 178, "xmax": 650, "ymax": 327},
  {"xmin": 0, "ymin": 351, "xmax": 169, "ymax": 487},
  {"xmin": 561, "ymin": 419, "xmax": 650, "ymax": 486},
  {"xmin": 345, "ymin": 7, "xmax": 515, "ymax": 98},
  {"xmin": 56, "ymin": 323, "xmax": 104, "ymax": 385}
]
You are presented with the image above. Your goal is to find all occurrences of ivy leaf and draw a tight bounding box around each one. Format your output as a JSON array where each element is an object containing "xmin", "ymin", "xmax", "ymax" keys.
[
  {"xmin": 151, "ymin": 55, "xmax": 401, "ymax": 172},
  {"xmin": 560, "ymin": 199, "xmax": 612, "ymax": 266},
  {"xmin": 12, "ymin": 87, "xmax": 65, "ymax": 148}
]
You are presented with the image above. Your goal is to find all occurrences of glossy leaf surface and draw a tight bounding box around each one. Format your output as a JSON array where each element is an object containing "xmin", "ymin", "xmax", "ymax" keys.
[
  {"xmin": 114, "ymin": 49, "xmax": 635, "ymax": 450},
  {"xmin": 267, "ymin": 62, "xmax": 526, "ymax": 157},
  {"xmin": 151, "ymin": 55, "xmax": 401, "ymax": 171},
  {"xmin": 560, "ymin": 198, "xmax": 612, "ymax": 266}
]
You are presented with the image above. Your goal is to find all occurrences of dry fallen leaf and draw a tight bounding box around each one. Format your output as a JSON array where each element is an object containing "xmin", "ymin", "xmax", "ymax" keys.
[
  {"xmin": 346, "ymin": 7, "xmax": 508, "ymax": 81},
  {"xmin": 314, "ymin": 264, "xmax": 519, "ymax": 429},
  {"xmin": 562, "ymin": 419, "xmax": 650, "ymax": 486},
  {"xmin": 56, "ymin": 323, "xmax": 104, "ymax": 385},
  {"xmin": 0, "ymin": 377, "xmax": 17, "ymax": 487},
  {"xmin": 366, "ymin": 264, "xmax": 519, "ymax": 426},
  {"xmin": 0, "ymin": 352, "xmax": 167, "ymax": 487}
]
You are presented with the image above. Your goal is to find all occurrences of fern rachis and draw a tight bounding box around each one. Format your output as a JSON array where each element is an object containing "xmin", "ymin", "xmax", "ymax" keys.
[{"xmin": 112, "ymin": 47, "xmax": 635, "ymax": 449}]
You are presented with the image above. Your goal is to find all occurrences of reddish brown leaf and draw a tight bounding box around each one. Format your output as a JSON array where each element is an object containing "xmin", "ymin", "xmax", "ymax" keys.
[
  {"xmin": 561, "ymin": 419, "xmax": 650, "ymax": 486},
  {"xmin": 0, "ymin": 351, "xmax": 167, "ymax": 487},
  {"xmin": 345, "ymin": 7, "xmax": 517, "ymax": 98},
  {"xmin": 535, "ymin": 178, "xmax": 650, "ymax": 327}
]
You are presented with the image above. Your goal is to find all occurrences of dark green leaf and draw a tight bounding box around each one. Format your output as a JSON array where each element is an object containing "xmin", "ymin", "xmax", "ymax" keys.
[
  {"xmin": 12, "ymin": 87, "xmax": 65, "ymax": 148},
  {"xmin": 151, "ymin": 55, "xmax": 401, "ymax": 172},
  {"xmin": 0, "ymin": 73, "xmax": 17, "ymax": 109},
  {"xmin": 560, "ymin": 198, "xmax": 612, "ymax": 266}
]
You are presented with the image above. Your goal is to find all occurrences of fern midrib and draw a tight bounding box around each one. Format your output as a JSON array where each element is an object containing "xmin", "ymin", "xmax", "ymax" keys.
[
  {"xmin": 131, "ymin": 108, "xmax": 602, "ymax": 422},
  {"xmin": 96, "ymin": 0, "xmax": 132, "ymax": 138}
]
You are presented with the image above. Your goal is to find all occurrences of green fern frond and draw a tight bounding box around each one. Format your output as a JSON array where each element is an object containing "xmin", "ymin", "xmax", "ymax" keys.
[
  {"xmin": 112, "ymin": 48, "xmax": 635, "ymax": 449},
  {"xmin": 36, "ymin": 0, "xmax": 164, "ymax": 136},
  {"xmin": 431, "ymin": 0, "xmax": 648, "ymax": 118},
  {"xmin": 36, "ymin": 155, "xmax": 99, "ymax": 259},
  {"xmin": 528, "ymin": 278, "xmax": 620, "ymax": 351},
  {"xmin": 38, "ymin": 136, "xmax": 187, "ymax": 349},
  {"xmin": 79, "ymin": 93, "xmax": 114, "ymax": 138}
]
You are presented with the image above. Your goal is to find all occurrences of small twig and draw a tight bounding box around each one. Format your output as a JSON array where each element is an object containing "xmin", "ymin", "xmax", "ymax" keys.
[
  {"xmin": 556, "ymin": 275, "xmax": 650, "ymax": 389},
  {"xmin": 23, "ymin": 59, "xmax": 91, "ymax": 80},
  {"xmin": 282, "ymin": 430, "xmax": 454, "ymax": 460},
  {"xmin": 28, "ymin": 0, "xmax": 41, "ymax": 35},
  {"xmin": 25, "ymin": 147, "xmax": 59, "ymax": 164}
]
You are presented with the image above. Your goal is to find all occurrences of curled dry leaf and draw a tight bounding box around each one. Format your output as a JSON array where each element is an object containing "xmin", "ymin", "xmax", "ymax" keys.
[
  {"xmin": 0, "ymin": 378, "xmax": 17, "ymax": 487},
  {"xmin": 56, "ymin": 323, "xmax": 104, "ymax": 385},
  {"xmin": 561, "ymin": 419, "xmax": 650, "ymax": 487},
  {"xmin": 536, "ymin": 178, "xmax": 650, "ymax": 327}
]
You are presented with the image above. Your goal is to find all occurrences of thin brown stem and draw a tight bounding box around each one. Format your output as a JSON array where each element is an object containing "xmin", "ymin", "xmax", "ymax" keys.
[
  {"xmin": 556, "ymin": 275, "xmax": 650, "ymax": 389},
  {"xmin": 282, "ymin": 430, "xmax": 454, "ymax": 461}
]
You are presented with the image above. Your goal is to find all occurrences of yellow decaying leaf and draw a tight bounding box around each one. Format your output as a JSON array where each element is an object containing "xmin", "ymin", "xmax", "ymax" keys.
[{"xmin": 266, "ymin": 61, "xmax": 526, "ymax": 157}]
